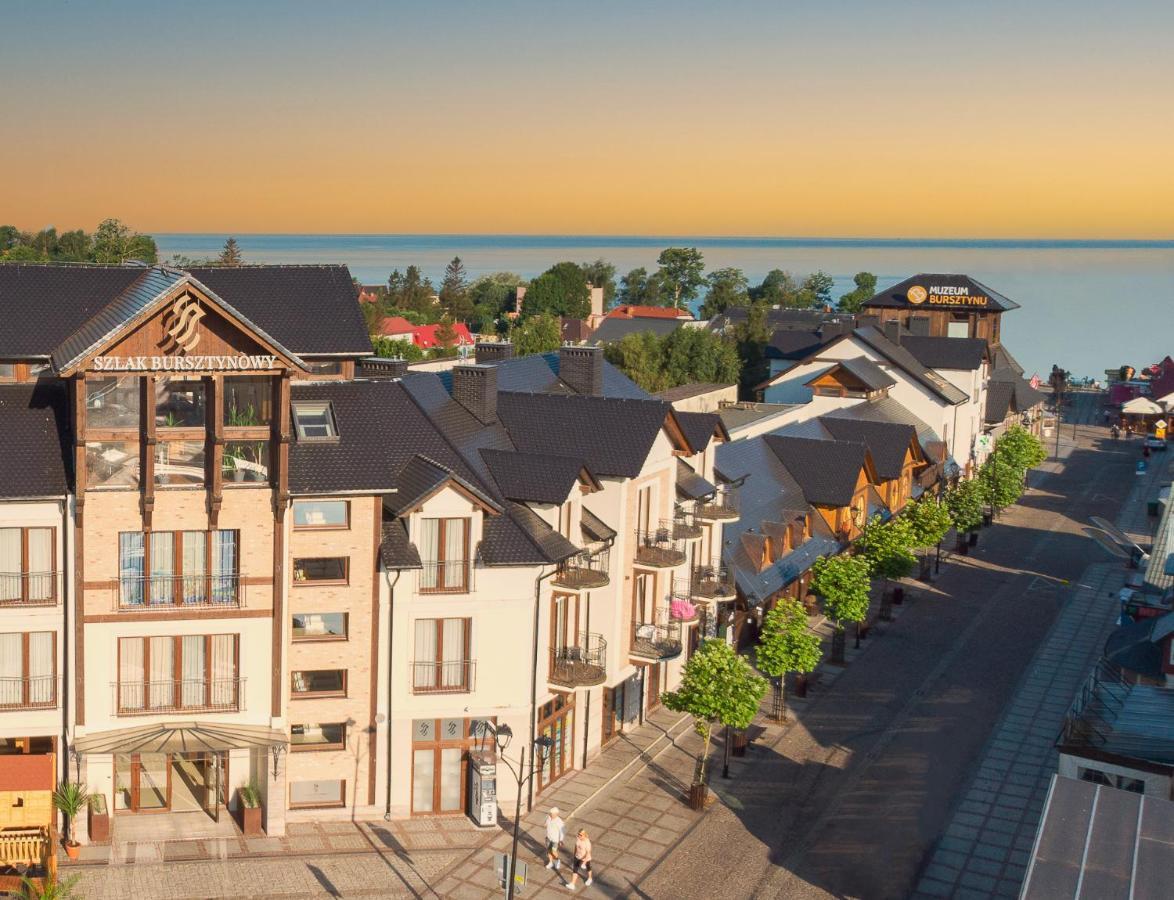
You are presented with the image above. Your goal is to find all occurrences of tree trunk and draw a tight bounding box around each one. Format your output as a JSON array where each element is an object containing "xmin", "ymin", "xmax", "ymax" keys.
[
  {"xmin": 879, "ymin": 578, "xmax": 893, "ymax": 621},
  {"xmin": 771, "ymin": 677, "xmax": 786, "ymax": 722},
  {"xmin": 830, "ymin": 626, "xmax": 846, "ymax": 664},
  {"xmin": 695, "ymin": 725, "xmax": 712, "ymax": 787}
]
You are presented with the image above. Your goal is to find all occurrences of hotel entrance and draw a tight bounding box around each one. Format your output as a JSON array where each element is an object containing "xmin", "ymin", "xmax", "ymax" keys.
[{"xmin": 113, "ymin": 752, "xmax": 228, "ymax": 820}]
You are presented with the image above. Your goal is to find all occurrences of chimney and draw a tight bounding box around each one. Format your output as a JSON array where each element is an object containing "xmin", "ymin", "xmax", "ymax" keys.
[
  {"xmin": 359, "ymin": 357, "xmax": 408, "ymax": 379},
  {"xmin": 856, "ymin": 313, "xmax": 880, "ymax": 331},
  {"xmin": 452, "ymin": 364, "xmax": 498, "ymax": 424},
  {"xmin": 883, "ymin": 319, "xmax": 903, "ymax": 345},
  {"xmin": 475, "ymin": 341, "xmax": 515, "ymax": 364},
  {"xmin": 559, "ymin": 345, "xmax": 604, "ymax": 396}
]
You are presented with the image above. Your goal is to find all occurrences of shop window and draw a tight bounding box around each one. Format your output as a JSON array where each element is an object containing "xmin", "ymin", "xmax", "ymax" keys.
[
  {"xmin": 293, "ymin": 557, "xmax": 348, "ymax": 585},
  {"xmin": 222, "ymin": 441, "xmax": 269, "ymax": 484},
  {"xmin": 223, "ymin": 376, "xmax": 273, "ymax": 426},
  {"xmin": 293, "ymin": 500, "xmax": 349, "ymax": 529},
  {"xmin": 289, "ymin": 779, "xmax": 345, "ymax": 808},
  {"xmin": 292, "ymin": 612, "xmax": 348, "ymax": 641},
  {"xmin": 155, "ymin": 441, "xmax": 206, "ymax": 486},
  {"xmin": 86, "ymin": 441, "xmax": 140, "ymax": 488},
  {"xmin": 86, "ymin": 375, "xmax": 140, "ymax": 429},
  {"xmin": 292, "ymin": 401, "xmax": 337, "ymax": 440},
  {"xmin": 291, "ymin": 722, "xmax": 347, "ymax": 751},
  {"xmin": 156, "ymin": 378, "xmax": 206, "ymax": 428},
  {"xmin": 291, "ymin": 669, "xmax": 346, "ymax": 697}
]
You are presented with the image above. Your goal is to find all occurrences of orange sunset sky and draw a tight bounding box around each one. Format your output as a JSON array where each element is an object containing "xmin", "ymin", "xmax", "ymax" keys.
[{"xmin": 3, "ymin": 0, "xmax": 1172, "ymax": 238}]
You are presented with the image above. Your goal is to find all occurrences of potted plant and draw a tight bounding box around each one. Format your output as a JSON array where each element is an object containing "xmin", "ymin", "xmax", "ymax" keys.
[
  {"xmin": 87, "ymin": 791, "xmax": 109, "ymax": 843},
  {"xmin": 52, "ymin": 781, "xmax": 91, "ymax": 860},
  {"xmin": 19, "ymin": 873, "xmax": 80, "ymax": 899},
  {"xmin": 238, "ymin": 779, "xmax": 263, "ymax": 836},
  {"xmin": 224, "ymin": 448, "xmax": 245, "ymax": 482}
]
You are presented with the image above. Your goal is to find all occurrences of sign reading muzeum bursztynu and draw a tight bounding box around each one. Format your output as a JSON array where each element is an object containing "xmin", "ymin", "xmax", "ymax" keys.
[{"xmin": 93, "ymin": 354, "xmax": 279, "ymax": 372}]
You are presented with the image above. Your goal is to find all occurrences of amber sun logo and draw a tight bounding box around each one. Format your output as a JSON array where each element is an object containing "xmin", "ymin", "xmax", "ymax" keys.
[
  {"xmin": 162, "ymin": 294, "xmax": 205, "ymax": 353},
  {"xmin": 907, "ymin": 285, "xmax": 928, "ymax": 305}
]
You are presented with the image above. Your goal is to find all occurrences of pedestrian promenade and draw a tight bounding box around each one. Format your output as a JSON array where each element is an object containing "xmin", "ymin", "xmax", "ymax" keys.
[{"xmin": 912, "ymin": 453, "xmax": 1172, "ymax": 899}]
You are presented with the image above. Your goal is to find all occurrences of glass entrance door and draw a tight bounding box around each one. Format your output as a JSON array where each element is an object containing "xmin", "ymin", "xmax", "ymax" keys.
[{"xmin": 134, "ymin": 753, "xmax": 170, "ymax": 811}]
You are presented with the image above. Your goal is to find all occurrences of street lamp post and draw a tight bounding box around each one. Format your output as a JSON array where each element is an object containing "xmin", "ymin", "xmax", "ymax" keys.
[{"xmin": 489, "ymin": 723, "xmax": 554, "ymax": 900}]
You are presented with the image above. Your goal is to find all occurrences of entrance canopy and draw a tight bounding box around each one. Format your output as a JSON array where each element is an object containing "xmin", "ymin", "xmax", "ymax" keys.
[
  {"xmin": 1122, "ymin": 396, "xmax": 1163, "ymax": 416},
  {"xmin": 74, "ymin": 722, "xmax": 286, "ymax": 756}
]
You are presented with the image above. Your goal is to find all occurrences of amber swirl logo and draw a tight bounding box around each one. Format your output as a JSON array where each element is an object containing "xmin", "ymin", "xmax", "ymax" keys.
[
  {"xmin": 907, "ymin": 285, "xmax": 928, "ymax": 305},
  {"xmin": 161, "ymin": 295, "xmax": 205, "ymax": 354}
]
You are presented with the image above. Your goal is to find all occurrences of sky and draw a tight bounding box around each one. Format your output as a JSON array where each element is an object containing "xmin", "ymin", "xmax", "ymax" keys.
[{"xmin": 3, "ymin": 0, "xmax": 1173, "ymax": 238}]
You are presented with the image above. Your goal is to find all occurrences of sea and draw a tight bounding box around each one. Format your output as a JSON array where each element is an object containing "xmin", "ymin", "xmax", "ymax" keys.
[{"xmin": 155, "ymin": 234, "xmax": 1174, "ymax": 381}]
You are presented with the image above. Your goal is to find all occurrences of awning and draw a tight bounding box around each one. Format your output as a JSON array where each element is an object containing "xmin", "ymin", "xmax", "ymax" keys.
[
  {"xmin": 1122, "ymin": 396, "xmax": 1163, "ymax": 415},
  {"xmin": 676, "ymin": 459, "xmax": 717, "ymax": 501},
  {"xmin": 74, "ymin": 722, "xmax": 287, "ymax": 756}
]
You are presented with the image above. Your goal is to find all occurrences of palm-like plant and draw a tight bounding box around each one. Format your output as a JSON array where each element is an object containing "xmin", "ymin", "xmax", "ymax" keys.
[
  {"xmin": 52, "ymin": 781, "xmax": 90, "ymax": 846},
  {"xmin": 20, "ymin": 874, "xmax": 80, "ymax": 900}
]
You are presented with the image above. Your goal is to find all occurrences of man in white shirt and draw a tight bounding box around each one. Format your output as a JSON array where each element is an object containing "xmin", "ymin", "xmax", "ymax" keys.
[{"xmin": 544, "ymin": 806, "xmax": 566, "ymax": 871}]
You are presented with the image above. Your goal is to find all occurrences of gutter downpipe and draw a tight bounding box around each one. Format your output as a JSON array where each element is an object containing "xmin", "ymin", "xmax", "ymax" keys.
[
  {"xmin": 528, "ymin": 565, "xmax": 557, "ymax": 811},
  {"xmin": 383, "ymin": 568, "xmax": 402, "ymax": 820},
  {"xmin": 60, "ymin": 497, "xmax": 71, "ymax": 785}
]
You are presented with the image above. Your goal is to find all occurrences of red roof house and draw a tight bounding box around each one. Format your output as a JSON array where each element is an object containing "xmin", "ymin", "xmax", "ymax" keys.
[
  {"xmin": 412, "ymin": 322, "xmax": 474, "ymax": 349},
  {"xmin": 605, "ymin": 304, "xmax": 694, "ymax": 321},
  {"xmin": 377, "ymin": 316, "xmax": 417, "ymax": 337}
]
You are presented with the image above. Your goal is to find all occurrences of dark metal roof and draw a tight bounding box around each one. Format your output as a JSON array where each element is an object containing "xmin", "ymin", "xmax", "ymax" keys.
[
  {"xmin": 587, "ymin": 316, "xmax": 684, "ymax": 345},
  {"xmin": 822, "ymin": 396, "xmax": 946, "ymax": 464},
  {"xmin": 1103, "ymin": 615, "xmax": 1174, "ymax": 679},
  {"xmin": 383, "ymin": 454, "xmax": 501, "ymax": 517},
  {"xmin": 863, "ymin": 274, "xmax": 1021, "ymax": 311},
  {"xmin": 654, "ymin": 382, "xmax": 734, "ymax": 402},
  {"xmin": 765, "ymin": 329, "xmax": 829, "ymax": 361},
  {"xmin": 379, "ymin": 520, "xmax": 422, "ymax": 570},
  {"xmin": 481, "ymin": 503, "xmax": 578, "ymax": 566},
  {"xmin": 1022, "ymin": 775, "xmax": 1174, "ymax": 900},
  {"xmin": 900, "ymin": 336, "xmax": 988, "ymax": 371},
  {"xmin": 828, "ymin": 356, "xmax": 898, "ymax": 392},
  {"xmin": 820, "ymin": 417, "xmax": 916, "ymax": 480},
  {"xmin": 986, "ymin": 374, "xmax": 1047, "ymax": 424},
  {"xmin": 674, "ymin": 411, "xmax": 726, "ymax": 452},
  {"xmin": 497, "ymin": 392, "xmax": 670, "ymax": 478},
  {"xmin": 437, "ymin": 351, "xmax": 650, "ymax": 401},
  {"xmin": 992, "ymin": 343, "xmax": 1026, "ymax": 375},
  {"xmin": 676, "ymin": 459, "xmax": 716, "ymax": 501},
  {"xmin": 850, "ymin": 326, "xmax": 969, "ymax": 405},
  {"xmin": 480, "ymin": 448, "xmax": 592, "ymax": 505},
  {"xmin": 580, "ymin": 507, "xmax": 616, "ymax": 543},
  {"xmin": 765, "ymin": 434, "xmax": 867, "ymax": 508},
  {"xmin": 0, "ymin": 382, "xmax": 71, "ymax": 497}
]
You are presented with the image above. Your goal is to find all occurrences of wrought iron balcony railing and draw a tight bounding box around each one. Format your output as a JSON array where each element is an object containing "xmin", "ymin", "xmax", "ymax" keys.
[
  {"xmin": 634, "ymin": 523, "xmax": 687, "ymax": 568},
  {"xmin": 672, "ymin": 504, "xmax": 703, "ymax": 540},
  {"xmin": 630, "ymin": 620, "xmax": 683, "ymax": 660},
  {"xmin": 411, "ymin": 660, "xmax": 475, "ymax": 694},
  {"xmin": 114, "ymin": 678, "xmax": 243, "ymax": 716},
  {"xmin": 696, "ymin": 483, "xmax": 739, "ymax": 520},
  {"xmin": 0, "ymin": 676, "xmax": 59, "ymax": 711},
  {"xmin": 0, "ymin": 572, "xmax": 58, "ymax": 606},
  {"xmin": 549, "ymin": 633, "xmax": 607, "ymax": 688},
  {"xmin": 117, "ymin": 574, "xmax": 242, "ymax": 610},
  {"xmin": 552, "ymin": 549, "xmax": 610, "ymax": 590},
  {"xmin": 418, "ymin": 560, "xmax": 471, "ymax": 594},
  {"xmin": 690, "ymin": 564, "xmax": 736, "ymax": 600}
]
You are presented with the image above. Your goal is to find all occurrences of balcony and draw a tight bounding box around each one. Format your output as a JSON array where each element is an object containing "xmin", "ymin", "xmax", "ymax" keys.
[
  {"xmin": 691, "ymin": 564, "xmax": 736, "ymax": 601},
  {"xmin": 630, "ymin": 620, "xmax": 682, "ymax": 661},
  {"xmin": 549, "ymin": 633, "xmax": 607, "ymax": 688},
  {"xmin": 411, "ymin": 660, "xmax": 475, "ymax": 694},
  {"xmin": 418, "ymin": 560, "xmax": 471, "ymax": 594},
  {"xmin": 552, "ymin": 549, "xmax": 610, "ymax": 590},
  {"xmin": 117, "ymin": 574, "xmax": 242, "ymax": 611},
  {"xmin": 0, "ymin": 676, "xmax": 59, "ymax": 711},
  {"xmin": 696, "ymin": 484, "xmax": 739, "ymax": 521},
  {"xmin": 634, "ymin": 524, "xmax": 687, "ymax": 568},
  {"xmin": 0, "ymin": 572, "xmax": 58, "ymax": 607},
  {"xmin": 672, "ymin": 505, "xmax": 703, "ymax": 540},
  {"xmin": 115, "ymin": 678, "xmax": 243, "ymax": 716}
]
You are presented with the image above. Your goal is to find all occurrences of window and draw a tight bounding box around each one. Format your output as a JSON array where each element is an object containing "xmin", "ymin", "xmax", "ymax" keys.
[
  {"xmin": 0, "ymin": 632, "xmax": 56, "ymax": 709},
  {"xmin": 118, "ymin": 530, "xmax": 239, "ymax": 608},
  {"xmin": 293, "ymin": 557, "xmax": 348, "ymax": 585},
  {"xmin": 86, "ymin": 375, "xmax": 140, "ymax": 429},
  {"xmin": 116, "ymin": 634, "xmax": 238, "ymax": 714},
  {"xmin": 223, "ymin": 441, "xmax": 269, "ymax": 484},
  {"xmin": 410, "ymin": 718, "xmax": 493, "ymax": 815},
  {"xmin": 28, "ymin": 363, "xmax": 50, "ymax": 378},
  {"xmin": 291, "ymin": 669, "xmax": 346, "ymax": 698},
  {"xmin": 290, "ymin": 779, "xmax": 345, "ymax": 808},
  {"xmin": 1077, "ymin": 767, "xmax": 1144, "ymax": 794},
  {"xmin": 86, "ymin": 441, "xmax": 140, "ymax": 488},
  {"xmin": 292, "ymin": 401, "xmax": 338, "ymax": 440},
  {"xmin": 155, "ymin": 440, "xmax": 205, "ymax": 486},
  {"xmin": 155, "ymin": 378, "xmax": 206, "ymax": 428},
  {"xmin": 291, "ymin": 722, "xmax": 347, "ymax": 751},
  {"xmin": 293, "ymin": 500, "xmax": 349, "ymax": 529},
  {"xmin": 412, "ymin": 618, "xmax": 472, "ymax": 693},
  {"xmin": 0, "ymin": 364, "xmax": 14, "ymax": 381},
  {"xmin": 223, "ymin": 376, "xmax": 273, "ymax": 426},
  {"xmin": 292, "ymin": 612, "xmax": 348, "ymax": 641},
  {"xmin": 0, "ymin": 527, "xmax": 55, "ymax": 604},
  {"xmin": 304, "ymin": 361, "xmax": 343, "ymax": 376},
  {"xmin": 418, "ymin": 518, "xmax": 469, "ymax": 593},
  {"xmin": 947, "ymin": 314, "xmax": 970, "ymax": 339}
]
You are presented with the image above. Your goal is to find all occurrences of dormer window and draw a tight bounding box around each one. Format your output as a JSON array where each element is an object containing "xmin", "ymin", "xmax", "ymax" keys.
[{"xmin": 293, "ymin": 401, "xmax": 338, "ymax": 440}]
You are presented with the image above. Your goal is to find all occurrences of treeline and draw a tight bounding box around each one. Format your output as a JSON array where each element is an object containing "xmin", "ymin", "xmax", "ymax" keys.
[{"xmin": 0, "ymin": 219, "xmax": 158, "ymax": 264}]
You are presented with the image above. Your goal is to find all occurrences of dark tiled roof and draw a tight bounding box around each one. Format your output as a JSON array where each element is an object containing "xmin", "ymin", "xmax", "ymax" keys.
[
  {"xmin": 900, "ymin": 336, "xmax": 988, "ymax": 371},
  {"xmin": 830, "ymin": 356, "xmax": 897, "ymax": 391},
  {"xmin": 991, "ymin": 343, "xmax": 1025, "ymax": 375},
  {"xmin": 379, "ymin": 520, "xmax": 422, "ymax": 570},
  {"xmin": 497, "ymin": 392, "xmax": 670, "ymax": 477},
  {"xmin": 765, "ymin": 434, "xmax": 866, "ymax": 507},
  {"xmin": 587, "ymin": 317, "xmax": 683, "ymax": 345},
  {"xmin": 710, "ymin": 307, "xmax": 839, "ymax": 333},
  {"xmin": 863, "ymin": 274, "xmax": 1020, "ymax": 311},
  {"xmin": 480, "ymin": 448, "xmax": 591, "ymax": 504},
  {"xmin": 0, "ymin": 265, "xmax": 148, "ymax": 357},
  {"xmin": 823, "ymin": 396, "xmax": 947, "ymax": 465},
  {"xmin": 0, "ymin": 382, "xmax": 71, "ymax": 497},
  {"xmin": 851, "ymin": 326, "xmax": 969, "ymax": 405},
  {"xmin": 481, "ymin": 503, "xmax": 578, "ymax": 566},
  {"xmin": 820, "ymin": 417, "xmax": 916, "ymax": 479},
  {"xmin": 580, "ymin": 507, "xmax": 616, "ymax": 543},
  {"xmin": 985, "ymin": 381, "xmax": 1016, "ymax": 424},
  {"xmin": 654, "ymin": 382, "xmax": 734, "ymax": 402},
  {"xmin": 383, "ymin": 454, "xmax": 500, "ymax": 517},
  {"xmin": 188, "ymin": 266, "xmax": 372, "ymax": 356},
  {"xmin": 676, "ymin": 459, "xmax": 716, "ymax": 501},
  {"xmin": 439, "ymin": 351, "xmax": 650, "ymax": 401},
  {"xmin": 766, "ymin": 330, "xmax": 828, "ymax": 360},
  {"xmin": 674, "ymin": 411, "xmax": 726, "ymax": 452}
]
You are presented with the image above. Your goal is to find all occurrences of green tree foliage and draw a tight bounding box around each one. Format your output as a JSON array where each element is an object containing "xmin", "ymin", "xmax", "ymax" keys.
[
  {"xmin": 467, "ymin": 271, "xmax": 525, "ymax": 330},
  {"xmin": 699, "ymin": 267, "xmax": 750, "ymax": 319},
  {"xmin": 978, "ymin": 454, "xmax": 1023, "ymax": 515},
  {"xmin": 509, "ymin": 313, "xmax": 562, "ymax": 356},
  {"xmin": 1, "ymin": 219, "xmax": 157, "ymax": 264},
  {"xmin": 439, "ymin": 256, "xmax": 473, "ymax": 321},
  {"xmin": 91, "ymin": 218, "xmax": 158, "ymax": 264},
  {"xmin": 756, "ymin": 599, "xmax": 822, "ymax": 720},
  {"xmin": 804, "ymin": 271, "xmax": 835, "ymax": 307},
  {"xmin": 730, "ymin": 302, "xmax": 773, "ymax": 399},
  {"xmin": 904, "ymin": 496, "xmax": 953, "ymax": 551},
  {"xmin": 992, "ymin": 425, "xmax": 1047, "ymax": 472},
  {"xmin": 663, "ymin": 639, "xmax": 767, "ymax": 786},
  {"xmin": 370, "ymin": 336, "xmax": 425, "ymax": 361},
  {"xmin": 857, "ymin": 515, "xmax": 917, "ymax": 589},
  {"xmin": 837, "ymin": 272, "xmax": 878, "ymax": 313},
  {"xmin": 218, "ymin": 237, "xmax": 244, "ymax": 267},
  {"xmin": 617, "ymin": 266, "xmax": 663, "ymax": 306},
  {"xmin": 655, "ymin": 247, "xmax": 706, "ymax": 309},
  {"xmin": 580, "ymin": 258, "xmax": 617, "ymax": 307},
  {"xmin": 945, "ymin": 478, "xmax": 984, "ymax": 533},
  {"xmin": 602, "ymin": 327, "xmax": 741, "ymax": 393},
  {"xmin": 811, "ymin": 554, "xmax": 871, "ymax": 632},
  {"xmin": 523, "ymin": 261, "xmax": 590, "ymax": 319},
  {"xmin": 387, "ymin": 265, "xmax": 438, "ymax": 318}
]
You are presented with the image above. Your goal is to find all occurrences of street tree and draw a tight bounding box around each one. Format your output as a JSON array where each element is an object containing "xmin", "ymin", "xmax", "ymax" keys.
[
  {"xmin": 992, "ymin": 425, "xmax": 1047, "ymax": 473},
  {"xmin": 218, "ymin": 237, "xmax": 244, "ymax": 267},
  {"xmin": 978, "ymin": 454, "xmax": 1023, "ymax": 519},
  {"xmin": 699, "ymin": 267, "xmax": 750, "ymax": 319},
  {"xmin": 439, "ymin": 256, "xmax": 473, "ymax": 322},
  {"xmin": 663, "ymin": 639, "xmax": 767, "ymax": 805},
  {"xmin": 857, "ymin": 515, "xmax": 917, "ymax": 618},
  {"xmin": 602, "ymin": 327, "xmax": 741, "ymax": 393},
  {"xmin": 756, "ymin": 599, "xmax": 822, "ymax": 721},
  {"xmin": 387, "ymin": 265, "xmax": 437, "ymax": 318},
  {"xmin": 837, "ymin": 272, "xmax": 878, "ymax": 313},
  {"xmin": 655, "ymin": 247, "xmax": 706, "ymax": 309},
  {"xmin": 751, "ymin": 269, "xmax": 800, "ymax": 306},
  {"xmin": 945, "ymin": 477, "xmax": 985, "ymax": 538},
  {"xmin": 730, "ymin": 302, "xmax": 772, "ymax": 398},
  {"xmin": 903, "ymin": 496, "xmax": 953, "ymax": 576},
  {"xmin": 811, "ymin": 554, "xmax": 871, "ymax": 664}
]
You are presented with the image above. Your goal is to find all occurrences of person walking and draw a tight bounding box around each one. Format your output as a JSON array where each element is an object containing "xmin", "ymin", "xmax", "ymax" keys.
[
  {"xmin": 567, "ymin": 828, "xmax": 593, "ymax": 890},
  {"xmin": 544, "ymin": 807, "xmax": 566, "ymax": 872}
]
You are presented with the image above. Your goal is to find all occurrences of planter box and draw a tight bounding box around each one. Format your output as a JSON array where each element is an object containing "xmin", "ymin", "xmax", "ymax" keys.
[
  {"xmin": 731, "ymin": 729, "xmax": 749, "ymax": 757},
  {"xmin": 968, "ymin": 532, "xmax": 979, "ymax": 547},
  {"xmin": 239, "ymin": 805, "xmax": 263, "ymax": 836},
  {"xmin": 892, "ymin": 587, "xmax": 905, "ymax": 605},
  {"xmin": 88, "ymin": 794, "xmax": 110, "ymax": 843},
  {"xmin": 687, "ymin": 783, "xmax": 708, "ymax": 811}
]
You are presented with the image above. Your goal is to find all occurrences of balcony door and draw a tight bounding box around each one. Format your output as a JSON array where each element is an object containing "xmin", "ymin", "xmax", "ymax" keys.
[{"xmin": 550, "ymin": 593, "xmax": 580, "ymax": 654}]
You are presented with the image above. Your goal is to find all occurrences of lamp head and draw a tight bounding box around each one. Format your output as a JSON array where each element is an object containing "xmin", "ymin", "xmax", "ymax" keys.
[
  {"xmin": 494, "ymin": 722, "xmax": 514, "ymax": 751},
  {"xmin": 534, "ymin": 735, "xmax": 554, "ymax": 762}
]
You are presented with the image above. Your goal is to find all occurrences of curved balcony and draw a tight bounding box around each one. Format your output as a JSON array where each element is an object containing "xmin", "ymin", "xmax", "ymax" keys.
[
  {"xmin": 630, "ymin": 621, "xmax": 682, "ymax": 661},
  {"xmin": 634, "ymin": 524, "xmax": 687, "ymax": 569},
  {"xmin": 549, "ymin": 633, "xmax": 607, "ymax": 688},
  {"xmin": 696, "ymin": 484, "xmax": 739, "ymax": 521},
  {"xmin": 552, "ymin": 549, "xmax": 610, "ymax": 590},
  {"xmin": 691, "ymin": 564, "xmax": 736, "ymax": 601},
  {"xmin": 669, "ymin": 596, "xmax": 699, "ymax": 624},
  {"xmin": 672, "ymin": 505, "xmax": 703, "ymax": 540}
]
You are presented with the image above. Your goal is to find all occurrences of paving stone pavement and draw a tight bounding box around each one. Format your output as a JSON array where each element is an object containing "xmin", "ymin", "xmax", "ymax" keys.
[{"xmin": 911, "ymin": 451, "xmax": 1172, "ymax": 900}]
